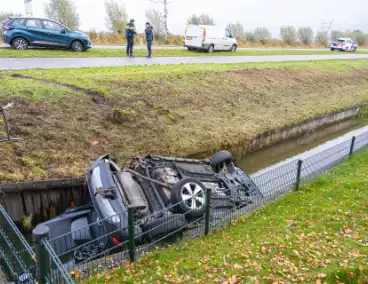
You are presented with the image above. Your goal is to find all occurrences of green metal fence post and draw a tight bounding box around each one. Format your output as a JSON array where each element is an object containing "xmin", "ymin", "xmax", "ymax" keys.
[
  {"xmin": 32, "ymin": 225, "xmax": 50, "ymax": 284},
  {"xmin": 128, "ymin": 206, "xmax": 136, "ymax": 262},
  {"xmin": 204, "ymin": 188, "xmax": 212, "ymax": 235},
  {"xmin": 295, "ymin": 160, "xmax": 303, "ymax": 191},
  {"xmin": 349, "ymin": 136, "xmax": 356, "ymax": 158}
]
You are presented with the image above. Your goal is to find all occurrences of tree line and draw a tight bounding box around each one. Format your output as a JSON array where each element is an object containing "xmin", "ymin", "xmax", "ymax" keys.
[{"xmin": 1, "ymin": 0, "xmax": 368, "ymax": 46}]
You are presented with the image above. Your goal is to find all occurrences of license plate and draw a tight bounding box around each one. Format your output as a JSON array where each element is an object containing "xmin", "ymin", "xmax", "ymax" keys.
[{"xmin": 186, "ymin": 37, "xmax": 192, "ymax": 40}]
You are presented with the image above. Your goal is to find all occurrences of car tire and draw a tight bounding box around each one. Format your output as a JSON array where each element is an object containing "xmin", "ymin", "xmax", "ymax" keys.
[
  {"xmin": 141, "ymin": 213, "xmax": 187, "ymax": 240},
  {"xmin": 209, "ymin": 151, "xmax": 233, "ymax": 168},
  {"xmin": 207, "ymin": 44, "xmax": 214, "ymax": 53},
  {"xmin": 187, "ymin": 47, "xmax": 193, "ymax": 51},
  {"xmin": 71, "ymin": 40, "xmax": 85, "ymax": 52},
  {"xmin": 352, "ymin": 47, "xmax": 357, "ymax": 52},
  {"xmin": 230, "ymin": 44, "xmax": 237, "ymax": 52},
  {"xmin": 171, "ymin": 178, "xmax": 207, "ymax": 217},
  {"xmin": 330, "ymin": 48, "xmax": 335, "ymax": 51},
  {"xmin": 12, "ymin": 37, "xmax": 28, "ymax": 50}
]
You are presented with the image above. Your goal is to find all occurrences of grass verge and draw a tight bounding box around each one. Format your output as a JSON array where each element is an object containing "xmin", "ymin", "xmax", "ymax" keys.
[
  {"xmin": 0, "ymin": 47, "xmax": 368, "ymax": 58},
  {"xmin": 87, "ymin": 149, "xmax": 368, "ymax": 283},
  {"xmin": 0, "ymin": 59, "xmax": 367, "ymax": 181}
]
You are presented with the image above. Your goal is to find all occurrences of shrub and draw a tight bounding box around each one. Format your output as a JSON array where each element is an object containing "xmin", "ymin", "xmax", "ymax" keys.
[
  {"xmin": 298, "ymin": 27, "xmax": 314, "ymax": 46},
  {"xmin": 280, "ymin": 26, "xmax": 297, "ymax": 45},
  {"xmin": 316, "ymin": 31, "xmax": 329, "ymax": 47},
  {"xmin": 253, "ymin": 27, "xmax": 271, "ymax": 43}
]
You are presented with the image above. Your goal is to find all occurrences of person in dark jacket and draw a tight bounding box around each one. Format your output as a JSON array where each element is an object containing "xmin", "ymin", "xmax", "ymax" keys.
[
  {"xmin": 125, "ymin": 19, "xmax": 136, "ymax": 57},
  {"xmin": 145, "ymin": 22, "xmax": 154, "ymax": 58}
]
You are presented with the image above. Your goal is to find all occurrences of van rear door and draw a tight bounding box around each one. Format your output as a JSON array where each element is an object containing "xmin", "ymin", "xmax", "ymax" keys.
[{"xmin": 185, "ymin": 25, "xmax": 204, "ymax": 48}]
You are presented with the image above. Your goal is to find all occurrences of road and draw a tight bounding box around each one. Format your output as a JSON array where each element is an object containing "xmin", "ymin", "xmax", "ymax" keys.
[
  {"xmin": 251, "ymin": 125, "xmax": 368, "ymax": 197},
  {"xmin": 1, "ymin": 54, "xmax": 368, "ymax": 70}
]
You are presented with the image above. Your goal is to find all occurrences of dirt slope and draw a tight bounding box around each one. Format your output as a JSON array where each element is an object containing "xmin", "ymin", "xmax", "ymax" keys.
[{"xmin": 0, "ymin": 66, "xmax": 367, "ymax": 181}]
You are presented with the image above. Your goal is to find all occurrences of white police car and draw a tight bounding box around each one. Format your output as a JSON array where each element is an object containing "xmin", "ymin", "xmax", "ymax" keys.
[{"xmin": 330, "ymin": 37, "xmax": 357, "ymax": 52}]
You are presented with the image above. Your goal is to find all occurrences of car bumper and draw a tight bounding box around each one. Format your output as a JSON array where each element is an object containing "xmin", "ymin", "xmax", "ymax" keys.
[
  {"xmin": 184, "ymin": 44, "xmax": 208, "ymax": 50},
  {"xmin": 1, "ymin": 34, "xmax": 11, "ymax": 44}
]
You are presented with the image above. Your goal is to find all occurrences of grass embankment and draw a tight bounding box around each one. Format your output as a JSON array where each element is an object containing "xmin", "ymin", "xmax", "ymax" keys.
[
  {"xmin": 0, "ymin": 59, "xmax": 368, "ymax": 181},
  {"xmin": 0, "ymin": 47, "xmax": 368, "ymax": 58},
  {"xmin": 87, "ymin": 149, "xmax": 368, "ymax": 283}
]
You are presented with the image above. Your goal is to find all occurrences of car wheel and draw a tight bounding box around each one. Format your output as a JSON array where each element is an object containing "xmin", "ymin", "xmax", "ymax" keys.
[
  {"xmin": 12, "ymin": 38, "xmax": 28, "ymax": 50},
  {"xmin": 187, "ymin": 47, "xmax": 193, "ymax": 51},
  {"xmin": 230, "ymin": 44, "xmax": 237, "ymax": 52},
  {"xmin": 71, "ymin": 40, "xmax": 85, "ymax": 52},
  {"xmin": 171, "ymin": 178, "xmax": 207, "ymax": 217},
  {"xmin": 352, "ymin": 47, "xmax": 357, "ymax": 52},
  {"xmin": 330, "ymin": 48, "xmax": 335, "ymax": 51},
  {"xmin": 344, "ymin": 47, "xmax": 348, "ymax": 52},
  {"xmin": 210, "ymin": 151, "xmax": 233, "ymax": 168},
  {"xmin": 141, "ymin": 213, "xmax": 187, "ymax": 240},
  {"xmin": 207, "ymin": 44, "xmax": 214, "ymax": 53}
]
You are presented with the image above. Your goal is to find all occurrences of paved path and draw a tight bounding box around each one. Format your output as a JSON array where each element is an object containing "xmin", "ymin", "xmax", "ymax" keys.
[{"xmin": 1, "ymin": 54, "xmax": 368, "ymax": 70}]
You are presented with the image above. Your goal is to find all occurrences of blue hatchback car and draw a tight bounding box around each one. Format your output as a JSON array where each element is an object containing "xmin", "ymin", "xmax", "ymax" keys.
[{"xmin": 2, "ymin": 16, "xmax": 92, "ymax": 51}]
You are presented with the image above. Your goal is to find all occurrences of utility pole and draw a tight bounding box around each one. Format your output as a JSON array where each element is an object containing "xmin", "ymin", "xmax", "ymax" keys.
[
  {"xmin": 24, "ymin": 0, "xmax": 33, "ymax": 16},
  {"xmin": 319, "ymin": 19, "xmax": 334, "ymax": 37}
]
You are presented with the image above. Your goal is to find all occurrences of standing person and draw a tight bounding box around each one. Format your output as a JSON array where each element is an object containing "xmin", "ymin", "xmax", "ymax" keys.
[
  {"xmin": 145, "ymin": 22, "xmax": 154, "ymax": 58},
  {"xmin": 125, "ymin": 19, "xmax": 136, "ymax": 57}
]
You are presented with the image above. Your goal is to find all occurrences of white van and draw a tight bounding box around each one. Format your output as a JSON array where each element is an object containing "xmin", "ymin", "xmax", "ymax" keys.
[{"xmin": 184, "ymin": 25, "xmax": 237, "ymax": 53}]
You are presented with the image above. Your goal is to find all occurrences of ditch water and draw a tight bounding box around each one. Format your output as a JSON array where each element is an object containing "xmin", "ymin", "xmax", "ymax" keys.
[{"xmin": 238, "ymin": 119, "xmax": 367, "ymax": 174}]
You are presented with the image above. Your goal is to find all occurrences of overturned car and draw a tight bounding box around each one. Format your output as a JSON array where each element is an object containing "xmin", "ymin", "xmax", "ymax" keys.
[
  {"xmin": 88, "ymin": 151, "xmax": 262, "ymax": 242},
  {"xmin": 36, "ymin": 152, "xmax": 262, "ymax": 262}
]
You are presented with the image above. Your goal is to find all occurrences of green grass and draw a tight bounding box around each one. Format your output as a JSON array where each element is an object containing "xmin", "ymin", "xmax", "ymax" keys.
[
  {"xmin": 5, "ymin": 59, "xmax": 368, "ymax": 94},
  {"xmin": 87, "ymin": 149, "xmax": 368, "ymax": 283},
  {"xmin": 1, "ymin": 46, "xmax": 367, "ymax": 58}
]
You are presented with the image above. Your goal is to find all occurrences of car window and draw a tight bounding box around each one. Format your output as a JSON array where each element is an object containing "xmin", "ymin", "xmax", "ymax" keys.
[
  {"xmin": 225, "ymin": 29, "xmax": 232, "ymax": 38},
  {"xmin": 43, "ymin": 20, "xmax": 63, "ymax": 32},
  {"xmin": 25, "ymin": 19, "xmax": 42, "ymax": 29},
  {"xmin": 13, "ymin": 19, "xmax": 26, "ymax": 25}
]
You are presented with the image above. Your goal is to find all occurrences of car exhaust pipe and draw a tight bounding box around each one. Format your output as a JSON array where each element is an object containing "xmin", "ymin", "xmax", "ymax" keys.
[{"xmin": 117, "ymin": 172, "xmax": 150, "ymax": 216}]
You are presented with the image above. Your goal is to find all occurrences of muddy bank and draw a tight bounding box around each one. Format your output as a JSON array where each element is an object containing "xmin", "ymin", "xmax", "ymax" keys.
[{"xmin": 0, "ymin": 67, "xmax": 368, "ymax": 181}]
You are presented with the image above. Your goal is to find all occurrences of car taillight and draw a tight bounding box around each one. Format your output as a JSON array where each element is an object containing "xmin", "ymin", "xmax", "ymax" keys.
[
  {"xmin": 203, "ymin": 28, "xmax": 206, "ymax": 41},
  {"xmin": 4, "ymin": 26, "xmax": 14, "ymax": 31}
]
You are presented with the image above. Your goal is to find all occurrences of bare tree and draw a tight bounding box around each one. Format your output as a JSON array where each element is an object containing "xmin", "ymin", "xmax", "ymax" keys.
[
  {"xmin": 188, "ymin": 14, "xmax": 214, "ymax": 25},
  {"xmin": 44, "ymin": 0, "xmax": 80, "ymax": 30},
  {"xmin": 298, "ymin": 27, "xmax": 314, "ymax": 46},
  {"xmin": 227, "ymin": 22, "xmax": 244, "ymax": 39},
  {"xmin": 253, "ymin": 27, "xmax": 271, "ymax": 43},
  {"xmin": 104, "ymin": 0, "xmax": 128, "ymax": 34},
  {"xmin": 149, "ymin": 0, "xmax": 170, "ymax": 42},
  {"xmin": 280, "ymin": 25, "xmax": 296, "ymax": 45},
  {"xmin": 145, "ymin": 8, "xmax": 164, "ymax": 40}
]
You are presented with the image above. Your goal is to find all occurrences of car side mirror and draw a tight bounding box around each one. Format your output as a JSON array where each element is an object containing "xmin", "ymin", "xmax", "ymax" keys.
[{"xmin": 61, "ymin": 28, "xmax": 66, "ymax": 34}]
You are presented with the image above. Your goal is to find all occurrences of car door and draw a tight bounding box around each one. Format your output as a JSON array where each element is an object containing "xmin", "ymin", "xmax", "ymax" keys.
[
  {"xmin": 24, "ymin": 19, "xmax": 44, "ymax": 45},
  {"xmin": 41, "ymin": 20, "xmax": 70, "ymax": 47},
  {"xmin": 220, "ymin": 29, "xmax": 233, "ymax": 51}
]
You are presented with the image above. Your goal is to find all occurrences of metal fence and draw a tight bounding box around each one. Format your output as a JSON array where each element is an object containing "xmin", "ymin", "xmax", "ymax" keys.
[
  {"xmin": 0, "ymin": 131, "xmax": 367, "ymax": 283},
  {"xmin": 0, "ymin": 205, "xmax": 36, "ymax": 283}
]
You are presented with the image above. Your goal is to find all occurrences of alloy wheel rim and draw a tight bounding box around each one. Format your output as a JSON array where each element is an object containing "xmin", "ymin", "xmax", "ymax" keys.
[
  {"xmin": 181, "ymin": 182, "xmax": 205, "ymax": 210},
  {"xmin": 15, "ymin": 40, "xmax": 26, "ymax": 50},
  {"xmin": 75, "ymin": 42, "xmax": 83, "ymax": 51}
]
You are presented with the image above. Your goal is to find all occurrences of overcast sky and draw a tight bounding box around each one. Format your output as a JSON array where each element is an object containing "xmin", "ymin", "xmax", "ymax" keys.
[{"xmin": 1, "ymin": 0, "xmax": 367, "ymax": 36}]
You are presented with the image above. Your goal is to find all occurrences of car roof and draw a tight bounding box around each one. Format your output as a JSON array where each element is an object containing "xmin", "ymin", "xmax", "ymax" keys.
[
  {"xmin": 336, "ymin": 37, "xmax": 352, "ymax": 41},
  {"xmin": 10, "ymin": 16, "xmax": 57, "ymax": 21}
]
